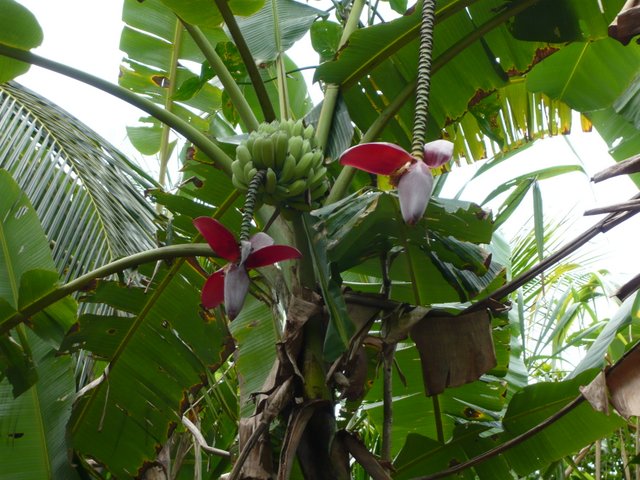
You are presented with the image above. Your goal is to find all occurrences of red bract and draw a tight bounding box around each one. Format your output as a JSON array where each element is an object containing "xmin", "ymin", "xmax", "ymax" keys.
[
  {"xmin": 194, "ymin": 217, "xmax": 302, "ymax": 319},
  {"xmin": 339, "ymin": 140, "xmax": 453, "ymax": 225}
]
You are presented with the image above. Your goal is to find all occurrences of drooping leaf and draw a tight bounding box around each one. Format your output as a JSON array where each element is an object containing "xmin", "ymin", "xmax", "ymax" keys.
[
  {"xmin": 410, "ymin": 310, "xmax": 497, "ymax": 396},
  {"xmin": 0, "ymin": 0, "xmax": 42, "ymax": 82}
]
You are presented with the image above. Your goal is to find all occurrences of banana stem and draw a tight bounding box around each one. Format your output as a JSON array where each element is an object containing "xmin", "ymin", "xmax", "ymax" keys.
[
  {"xmin": 410, "ymin": 0, "xmax": 436, "ymax": 160},
  {"xmin": 240, "ymin": 170, "xmax": 267, "ymax": 242}
]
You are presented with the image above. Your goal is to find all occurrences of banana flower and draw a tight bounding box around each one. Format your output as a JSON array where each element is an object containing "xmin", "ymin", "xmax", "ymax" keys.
[
  {"xmin": 340, "ymin": 140, "xmax": 453, "ymax": 225},
  {"xmin": 194, "ymin": 217, "xmax": 302, "ymax": 319}
]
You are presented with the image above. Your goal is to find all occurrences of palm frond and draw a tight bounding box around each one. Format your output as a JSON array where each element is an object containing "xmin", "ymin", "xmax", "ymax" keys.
[{"xmin": 0, "ymin": 81, "xmax": 157, "ymax": 280}]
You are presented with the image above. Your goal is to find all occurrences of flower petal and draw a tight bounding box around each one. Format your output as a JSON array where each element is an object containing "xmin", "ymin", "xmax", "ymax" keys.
[
  {"xmin": 201, "ymin": 269, "xmax": 225, "ymax": 309},
  {"xmin": 398, "ymin": 161, "xmax": 434, "ymax": 225},
  {"xmin": 250, "ymin": 232, "xmax": 274, "ymax": 252},
  {"xmin": 423, "ymin": 140, "xmax": 453, "ymax": 168},
  {"xmin": 339, "ymin": 142, "xmax": 412, "ymax": 175},
  {"xmin": 245, "ymin": 245, "xmax": 302, "ymax": 269},
  {"xmin": 224, "ymin": 264, "xmax": 250, "ymax": 320},
  {"xmin": 193, "ymin": 217, "xmax": 239, "ymax": 262}
]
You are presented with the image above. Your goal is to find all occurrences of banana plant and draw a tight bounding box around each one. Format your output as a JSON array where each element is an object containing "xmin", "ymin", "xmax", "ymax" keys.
[{"xmin": 1, "ymin": 0, "xmax": 640, "ymax": 478}]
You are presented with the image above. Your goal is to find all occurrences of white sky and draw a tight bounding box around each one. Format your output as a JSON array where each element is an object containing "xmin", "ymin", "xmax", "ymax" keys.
[{"xmin": 13, "ymin": 0, "xmax": 640, "ymax": 288}]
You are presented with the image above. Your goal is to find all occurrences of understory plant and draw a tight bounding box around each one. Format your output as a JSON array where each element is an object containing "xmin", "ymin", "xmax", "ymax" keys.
[{"xmin": 1, "ymin": 0, "xmax": 640, "ymax": 478}]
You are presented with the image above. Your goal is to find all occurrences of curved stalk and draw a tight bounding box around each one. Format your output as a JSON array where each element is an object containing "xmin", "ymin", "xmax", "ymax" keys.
[
  {"xmin": 0, "ymin": 243, "xmax": 215, "ymax": 335},
  {"xmin": 0, "ymin": 43, "xmax": 234, "ymax": 176},
  {"xmin": 410, "ymin": 0, "xmax": 436, "ymax": 159},
  {"xmin": 182, "ymin": 22, "xmax": 260, "ymax": 132},
  {"xmin": 213, "ymin": 0, "xmax": 276, "ymax": 122}
]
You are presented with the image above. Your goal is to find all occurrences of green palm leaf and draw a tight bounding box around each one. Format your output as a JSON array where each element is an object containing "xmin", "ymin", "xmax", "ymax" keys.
[{"xmin": 0, "ymin": 82, "xmax": 157, "ymax": 280}]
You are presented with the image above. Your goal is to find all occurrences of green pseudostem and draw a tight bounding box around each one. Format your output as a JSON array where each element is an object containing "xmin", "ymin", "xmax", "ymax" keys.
[
  {"xmin": 411, "ymin": 0, "xmax": 436, "ymax": 160},
  {"xmin": 240, "ymin": 170, "xmax": 267, "ymax": 242}
]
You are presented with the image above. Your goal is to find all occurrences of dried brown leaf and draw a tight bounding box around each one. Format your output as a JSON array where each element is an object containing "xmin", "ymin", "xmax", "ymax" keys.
[{"xmin": 410, "ymin": 310, "xmax": 496, "ymax": 396}]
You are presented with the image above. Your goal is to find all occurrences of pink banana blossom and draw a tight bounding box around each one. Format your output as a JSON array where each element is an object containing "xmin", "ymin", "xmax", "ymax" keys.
[
  {"xmin": 194, "ymin": 217, "xmax": 302, "ymax": 319},
  {"xmin": 339, "ymin": 140, "xmax": 453, "ymax": 225}
]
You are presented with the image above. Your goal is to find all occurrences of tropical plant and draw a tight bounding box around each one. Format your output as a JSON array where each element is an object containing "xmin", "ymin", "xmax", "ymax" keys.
[{"xmin": 1, "ymin": 0, "xmax": 640, "ymax": 478}]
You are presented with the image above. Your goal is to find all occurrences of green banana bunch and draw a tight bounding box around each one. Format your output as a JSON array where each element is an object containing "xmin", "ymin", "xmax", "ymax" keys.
[{"xmin": 231, "ymin": 120, "xmax": 329, "ymax": 210}]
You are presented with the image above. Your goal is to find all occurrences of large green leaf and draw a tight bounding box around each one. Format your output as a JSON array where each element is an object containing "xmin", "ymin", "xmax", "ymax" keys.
[
  {"xmin": 500, "ymin": 370, "xmax": 625, "ymax": 475},
  {"xmin": 526, "ymin": 38, "xmax": 640, "ymax": 112},
  {"xmin": 236, "ymin": 0, "xmax": 325, "ymax": 62},
  {"xmin": 0, "ymin": 172, "xmax": 77, "ymax": 475},
  {"xmin": 0, "ymin": 170, "xmax": 55, "ymax": 307},
  {"xmin": 315, "ymin": 0, "xmax": 636, "ymax": 161},
  {"xmin": 67, "ymin": 265, "xmax": 234, "ymax": 477},
  {"xmin": 0, "ymin": 0, "xmax": 42, "ymax": 82},
  {"xmin": 0, "ymin": 83, "xmax": 157, "ymax": 281},
  {"xmin": 362, "ymin": 344, "xmax": 507, "ymax": 458},
  {"xmin": 120, "ymin": 0, "xmax": 226, "ymax": 154},
  {"xmin": 312, "ymin": 190, "xmax": 500, "ymax": 304},
  {"xmin": 0, "ymin": 330, "xmax": 78, "ymax": 479}
]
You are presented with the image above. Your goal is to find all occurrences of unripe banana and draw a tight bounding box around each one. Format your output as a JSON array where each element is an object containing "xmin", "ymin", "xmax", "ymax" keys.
[
  {"xmin": 243, "ymin": 161, "xmax": 254, "ymax": 180},
  {"xmin": 252, "ymin": 137, "xmax": 264, "ymax": 168},
  {"xmin": 245, "ymin": 134, "xmax": 255, "ymax": 153},
  {"xmin": 286, "ymin": 200, "xmax": 313, "ymax": 211},
  {"xmin": 247, "ymin": 168, "xmax": 257, "ymax": 183},
  {"xmin": 279, "ymin": 154, "xmax": 297, "ymax": 183},
  {"xmin": 305, "ymin": 168, "xmax": 315, "ymax": 188},
  {"xmin": 236, "ymin": 145, "xmax": 252, "ymax": 166},
  {"xmin": 261, "ymin": 136, "xmax": 275, "ymax": 169},
  {"xmin": 308, "ymin": 166, "xmax": 327, "ymax": 190},
  {"xmin": 274, "ymin": 185, "xmax": 290, "ymax": 201},
  {"xmin": 232, "ymin": 174, "xmax": 248, "ymax": 190},
  {"xmin": 274, "ymin": 132, "xmax": 288, "ymax": 170},
  {"xmin": 303, "ymin": 124, "xmax": 315, "ymax": 140},
  {"xmin": 231, "ymin": 159, "xmax": 245, "ymax": 183},
  {"xmin": 288, "ymin": 136, "xmax": 304, "ymax": 160},
  {"xmin": 301, "ymin": 139, "xmax": 312, "ymax": 156},
  {"xmin": 287, "ymin": 179, "xmax": 308, "ymax": 197},
  {"xmin": 265, "ymin": 168, "xmax": 277, "ymax": 194},
  {"xmin": 292, "ymin": 120, "xmax": 303, "ymax": 137},
  {"xmin": 282, "ymin": 119, "xmax": 294, "ymax": 136},
  {"xmin": 294, "ymin": 152, "xmax": 315, "ymax": 178},
  {"xmin": 309, "ymin": 180, "xmax": 329, "ymax": 199},
  {"xmin": 312, "ymin": 151, "xmax": 324, "ymax": 169}
]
